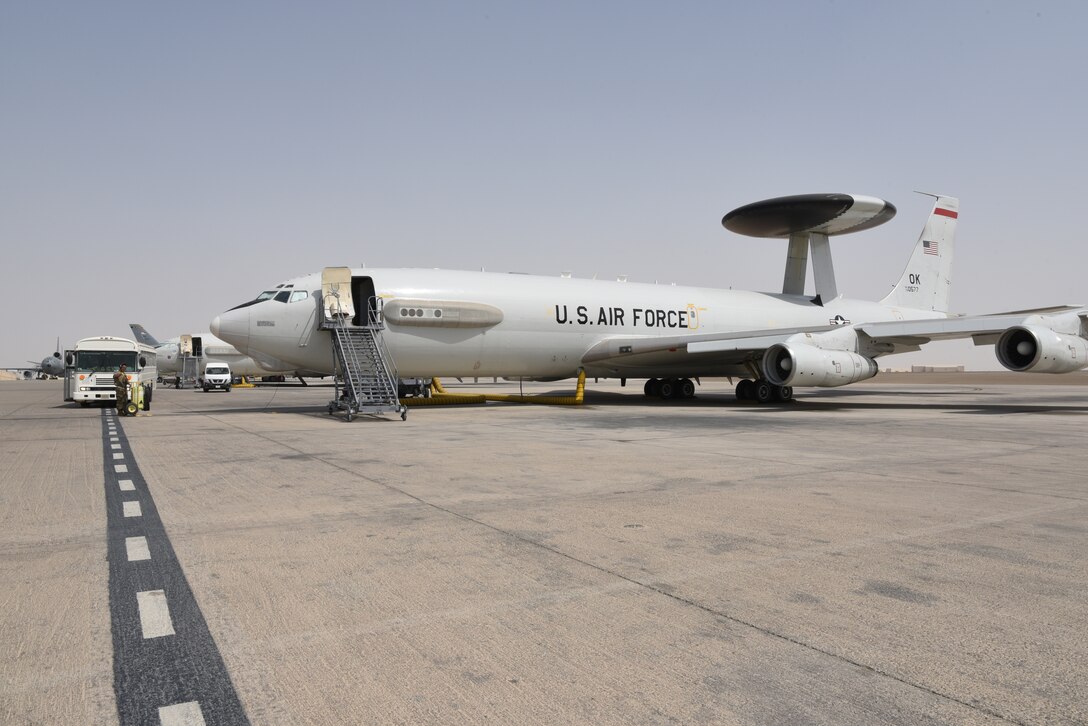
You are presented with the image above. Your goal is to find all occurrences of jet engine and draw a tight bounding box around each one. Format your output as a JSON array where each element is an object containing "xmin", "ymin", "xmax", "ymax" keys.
[
  {"xmin": 763, "ymin": 342, "xmax": 878, "ymax": 388},
  {"xmin": 996, "ymin": 325, "xmax": 1088, "ymax": 373}
]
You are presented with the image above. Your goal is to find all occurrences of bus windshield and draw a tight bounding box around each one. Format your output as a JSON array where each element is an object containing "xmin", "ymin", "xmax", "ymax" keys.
[{"xmin": 75, "ymin": 351, "xmax": 138, "ymax": 372}]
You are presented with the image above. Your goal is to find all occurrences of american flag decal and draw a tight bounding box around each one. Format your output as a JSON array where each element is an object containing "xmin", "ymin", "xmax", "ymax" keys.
[{"xmin": 923, "ymin": 240, "xmax": 939, "ymax": 256}]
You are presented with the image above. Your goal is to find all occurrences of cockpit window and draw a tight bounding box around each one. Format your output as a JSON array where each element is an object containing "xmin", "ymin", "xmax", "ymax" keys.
[
  {"xmin": 274, "ymin": 290, "xmax": 290, "ymax": 302},
  {"xmin": 289, "ymin": 290, "xmax": 309, "ymax": 303},
  {"xmin": 227, "ymin": 289, "xmax": 282, "ymax": 311}
]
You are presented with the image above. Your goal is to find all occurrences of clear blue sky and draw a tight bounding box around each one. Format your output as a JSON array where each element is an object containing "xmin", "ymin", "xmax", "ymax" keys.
[{"xmin": 2, "ymin": 1, "xmax": 1084, "ymax": 369}]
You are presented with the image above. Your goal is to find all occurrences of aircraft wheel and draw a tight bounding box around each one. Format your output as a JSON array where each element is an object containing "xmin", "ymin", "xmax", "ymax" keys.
[
  {"xmin": 679, "ymin": 378, "xmax": 696, "ymax": 399},
  {"xmin": 754, "ymin": 380, "xmax": 773, "ymax": 404},
  {"xmin": 736, "ymin": 379, "xmax": 754, "ymax": 400},
  {"xmin": 658, "ymin": 379, "xmax": 675, "ymax": 399},
  {"xmin": 774, "ymin": 385, "xmax": 793, "ymax": 402},
  {"xmin": 643, "ymin": 378, "xmax": 658, "ymax": 397}
]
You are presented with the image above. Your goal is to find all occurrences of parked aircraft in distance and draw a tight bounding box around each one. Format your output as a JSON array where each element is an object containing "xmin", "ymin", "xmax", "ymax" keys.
[
  {"xmin": 211, "ymin": 194, "xmax": 1088, "ymax": 404},
  {"xmin": 3, "ymin": 338, "xmax": 65, "ymax": 379},
  {"xmin": 128, "ymin": 324, "xmax": 304, "ymax": 382}
]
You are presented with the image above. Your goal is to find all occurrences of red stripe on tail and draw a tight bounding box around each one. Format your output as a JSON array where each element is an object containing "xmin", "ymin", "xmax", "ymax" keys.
[{"xmin": 934, "ymin": 208, "xmax": 958, "ymax": 219}]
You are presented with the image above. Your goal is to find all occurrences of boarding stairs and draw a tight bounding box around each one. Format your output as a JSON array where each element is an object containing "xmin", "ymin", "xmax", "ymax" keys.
[
  {"xmin": 176, "ymin": 356, "xmax": 199, "ymax": 389},
  {"xmin": 324, "ymin": 293, "xmax": 406, "ymax": 421}
]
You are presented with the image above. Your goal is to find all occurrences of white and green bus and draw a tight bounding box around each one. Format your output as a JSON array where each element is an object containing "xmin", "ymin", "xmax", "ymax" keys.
[{"xmin": 64, "ymin": 336, "xmax": 157, "ymax": 408}]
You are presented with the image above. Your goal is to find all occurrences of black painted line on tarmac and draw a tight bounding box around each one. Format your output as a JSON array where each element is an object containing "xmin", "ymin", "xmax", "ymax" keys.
[{"xmin": 100, "ymin": 409, "xmax": 249, "ymax": 726}]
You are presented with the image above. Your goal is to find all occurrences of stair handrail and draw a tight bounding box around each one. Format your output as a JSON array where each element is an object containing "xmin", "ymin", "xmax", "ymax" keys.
[
  {"xmin": 327, "ymin": 289, "xmax": 367, "ymax": 407},
  {"xmin": 368, "ymin": 295, "xmax": 385, "ymax": 328},
  {"xmin": 366, "ymin": 295, "xmax": 400, "ymax": 391}
]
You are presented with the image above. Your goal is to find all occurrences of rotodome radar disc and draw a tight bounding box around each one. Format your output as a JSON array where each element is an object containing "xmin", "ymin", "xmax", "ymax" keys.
[{"xmin": 722, "ymin": 194, "xmax": 896, "ymax": 238}]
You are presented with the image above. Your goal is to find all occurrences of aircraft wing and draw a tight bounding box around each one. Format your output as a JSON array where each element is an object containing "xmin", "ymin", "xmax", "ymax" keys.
[
  {"xmin": 581, "ymin": 325, "xmax": 837, "ymax": 364},
  {"xmin": 855, "ymin": 306, "xmax": 1086, "ymax": 348},
  {"xmin": 582, "ymin": 305, "xmax": 1088, "ymax": 366}
]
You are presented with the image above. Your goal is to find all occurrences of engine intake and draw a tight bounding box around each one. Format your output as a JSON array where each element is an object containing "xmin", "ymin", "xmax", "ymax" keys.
[
  {"xmin": 763, "ymin": 342, "xmax": 878, "ymax": 388},
  {"xmin": 996, "ymin": 325, "xmax": 1088, "ymax": 373}
]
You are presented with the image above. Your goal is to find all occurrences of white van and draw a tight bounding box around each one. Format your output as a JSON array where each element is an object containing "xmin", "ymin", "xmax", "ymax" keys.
[{"xmin": 202, "ymin": 362, "xmax": 232, "ymax": 392}]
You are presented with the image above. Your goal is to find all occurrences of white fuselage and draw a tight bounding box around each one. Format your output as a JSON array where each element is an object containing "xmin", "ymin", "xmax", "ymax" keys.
[
  {"xmin": 154, "ymin": 333, "xmax": 294, "ymax": 378},
  {"xmin": 212, "ymin": 268, "xmax": 945, "ymax": 380}
]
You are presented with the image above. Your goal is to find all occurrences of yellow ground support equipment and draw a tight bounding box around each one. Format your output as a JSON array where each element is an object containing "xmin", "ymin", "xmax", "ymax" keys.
[
  {"xmin": 124, "ymin": 378, "xmax": 148, "ymax": 415},
  {"xmin": 401, "ymin": 370, "xmax": 586, "ymax": 407}
]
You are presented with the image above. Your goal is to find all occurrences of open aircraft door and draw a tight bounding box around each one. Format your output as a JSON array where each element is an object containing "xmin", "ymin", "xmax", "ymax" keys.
[{"xmin": 351, "ymin": 276, "xmax": 377, "ymax": 326}]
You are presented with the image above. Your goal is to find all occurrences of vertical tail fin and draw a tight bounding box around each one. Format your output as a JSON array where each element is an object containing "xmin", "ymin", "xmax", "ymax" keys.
[
  {"xmin": 128, "ymin": 323, "xmax": 161, "ymax": 347},
  {"xmin": 880, "ymin": 194, "xmax": 958, "ymax": 312}
]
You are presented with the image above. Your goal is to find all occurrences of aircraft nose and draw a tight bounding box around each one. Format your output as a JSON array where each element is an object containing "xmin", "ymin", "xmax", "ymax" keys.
[{"xmin": 211, "ymin": 308, "xmax": 250, "ymax": 352}]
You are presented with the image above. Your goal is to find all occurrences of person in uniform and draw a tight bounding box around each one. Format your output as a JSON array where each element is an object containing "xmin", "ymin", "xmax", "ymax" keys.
[{"xmin": 114, "ymin": 363, "xmax": 129, "ymax": 415}]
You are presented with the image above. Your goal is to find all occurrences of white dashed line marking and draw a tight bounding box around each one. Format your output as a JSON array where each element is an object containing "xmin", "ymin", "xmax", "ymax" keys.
[
  {"xmin": 136, "ymin": 590, "xmax": 175, "ymax": 639},
  {"xmin": 111, "ymin": 443, "xmax": 121, "ymax": 449},
  {"xmin": 159, "ymin": 701, "xmax": 206, "ymax": 726},
  {"xmin": 102, "ymin": 413, "xmax": 249, "ymax": 723},
  {"xmin": 125, "ymin": 536, "xmax": 151, "ymax": 561},
  {"xmin": 113, "ymin": 452, "xmax": 125, "ymax": 460}
]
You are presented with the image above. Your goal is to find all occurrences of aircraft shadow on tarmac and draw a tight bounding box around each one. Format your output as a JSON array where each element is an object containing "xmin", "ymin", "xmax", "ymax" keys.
[{"xmin": 68, "ymin": 389, "xmax": 1088, "ymax": 419}]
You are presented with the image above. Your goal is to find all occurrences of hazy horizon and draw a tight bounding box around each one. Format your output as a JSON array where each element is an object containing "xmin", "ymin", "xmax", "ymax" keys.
[{"xmin": 3, "ymin": 2, "xmax": 1085, "ymax": 372}]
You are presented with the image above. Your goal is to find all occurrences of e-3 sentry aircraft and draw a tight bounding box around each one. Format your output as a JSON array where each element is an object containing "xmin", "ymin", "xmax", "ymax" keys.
[{"xmin": 210, "ymin": 194, "xmax": 1088, "ymax": 404}]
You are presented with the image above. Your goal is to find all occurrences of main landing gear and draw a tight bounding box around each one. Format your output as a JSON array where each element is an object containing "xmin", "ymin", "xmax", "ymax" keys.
[
  {"xmin": 643, "ymin": 377, "xmax": 697, "ymax": 400},
  {"xmin": 735, "ymin": 379, "xmax": 793, "ymax": 404}
]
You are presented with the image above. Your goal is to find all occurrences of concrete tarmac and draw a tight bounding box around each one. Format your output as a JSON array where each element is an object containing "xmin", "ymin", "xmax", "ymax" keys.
[{"xmin": 1, "ymin": 376, "xmax": 1086, "ymax": 725}]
